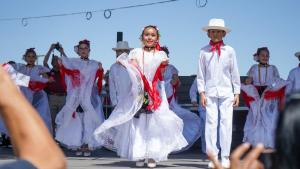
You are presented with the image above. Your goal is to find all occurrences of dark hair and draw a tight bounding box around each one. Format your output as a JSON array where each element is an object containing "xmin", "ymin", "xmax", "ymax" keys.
[
  {"xmin": 256, "ymin": 47, "xmax": 270, "ymax": 57},
  {"xmin": 7, "ymin": 61, "xmax": 16, "ymax": 65},
  {"xmin": 272, "ymin": 93, "xmax": 300, "ymax": 169},
  {"xmin": 23, "ymin": 48, "xmax": 37, "ymax": 59},
  {"xmin": 140, "ymin": 25, "xmax": 160, "ymax": 41},
  {"xmin": 160, "ymin": 46, "xmax": 169, "ymax": 56},
  {"xmin": 78, "ymin": 39, "xmax": 90, "ymax": 48}
]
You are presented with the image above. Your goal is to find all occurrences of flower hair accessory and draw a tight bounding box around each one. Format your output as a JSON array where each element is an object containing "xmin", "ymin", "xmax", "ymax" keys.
[
  {"xmin": 78, "ymin": 39, "xmax": 90, "ymax": 47},
  {"xmin": 253, "ymin": 53, "xmax": 258, "ymax": 62}
]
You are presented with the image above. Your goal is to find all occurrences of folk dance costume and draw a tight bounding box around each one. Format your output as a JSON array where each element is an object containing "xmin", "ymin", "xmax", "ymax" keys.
[
  {"xmin": 286, "ymin": 52, "xmax": 300, "ymax": 95},
  {"xmin": 197, "ymin": 41, "xmax": 241, "ymax": 158},
  {"xmin": 94, "ymin": 49, "xmax": 187, "ymax": 162},
  {"xmin": 55, "ymin": 56, "xmax": 104, "ymax": 149},
  {"xmin": 189, "ymin": 78, "xmax": 206, "ymax": 153},
  {"xmin": 0, "ymin": 64, "xmax": 30, "ymax": 135},
  {"xmin": 164, "ymin": 64, "xmax": 201, "ymax": 152},
  {"xmin": 14, "ymin": 63, "xmax": 53, "ymax": 134},
  {"xmin": 242, "ymin": 64, "xmax": 287, "ymax": 148},
  {"xmin": 109, "ymin": 55, "xmax": 132, "ymax": 107}
]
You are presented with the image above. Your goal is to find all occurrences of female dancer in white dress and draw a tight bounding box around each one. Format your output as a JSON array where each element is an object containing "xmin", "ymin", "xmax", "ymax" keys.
[
  {"xmin": 160, "ymin": 46, "xmax": 201, "ymax": 152},
  {"xmin": 94, "ymin": 25, "xmax": 187, "ymax": 168},
  {"xmin": 0, "ymin": 63, "xmax": 30, "ymax": 136},
  {"xmin": 13, "ymin": 48, "xmax": 53, "ymax": 133},
  {"xmin": 242, "ymin": 47, "xmax": 288, "ymax": 149},
  {"xmin": 55, "ymin": 40, "xmax": 104, "ymax": 156}
]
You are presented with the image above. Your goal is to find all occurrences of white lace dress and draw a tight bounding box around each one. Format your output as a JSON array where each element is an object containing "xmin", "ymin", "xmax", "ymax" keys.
[
  {"xmin": 94, "ymin": 49, "xmax": 187, "ymax": 162},
  {"xmin": 55, "ymin": 56, "xmax": 104, "ymax": 149},
  {"xmin": 242, "ymin": 64, "xmax": 287, "ymax": 148},
  {"xmin": 164, "ymin": 65, "xmax": 201, "ymax": 152},
  {"xmin": 0, "ymin": 64, "xmax": 30, "ymax": 135},
  {"xmin": 14, "ymin": 63, "xmax": 53, "ymax": 134}
]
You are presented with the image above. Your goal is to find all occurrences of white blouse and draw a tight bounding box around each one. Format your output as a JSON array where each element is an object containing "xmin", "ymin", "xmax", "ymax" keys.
[{"xmin": 247, "ymin": 64, "xmax": 280, "ymax": 86}]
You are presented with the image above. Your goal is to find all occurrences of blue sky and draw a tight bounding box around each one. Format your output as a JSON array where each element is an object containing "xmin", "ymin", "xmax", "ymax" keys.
[{"xmin": 0, "ymin": 0, "xmax": 299, "ymax": 78}]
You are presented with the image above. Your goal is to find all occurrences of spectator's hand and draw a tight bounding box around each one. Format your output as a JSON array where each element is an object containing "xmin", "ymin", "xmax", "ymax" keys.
[
  {"xmin": 200, "ymin": 92, "xmax": 207, "ymax": 107},
  {"xmin": 48, "ymin": 77, "xmax": 55, "ymax": 83},
  {"xmin": 50, "ymin": 44, "xmax": 56, "ymax": 50},
  {"xmin": 233, "ymin": 94, "xmax": 239, "ymax": 107},
  {"xmin": 208, "ymin": 143, "xmax": 265, "ymax": 169}
]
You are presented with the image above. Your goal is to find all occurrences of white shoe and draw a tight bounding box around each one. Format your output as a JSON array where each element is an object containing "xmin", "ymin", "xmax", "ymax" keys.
[
  {"xmin": 147, "ymin": 159, "xmax": 156, "ymax": 168},
  {"xmin": 135, "ymin": 160, "xmax": 145, "ymax": 167},
  {"xmin": 208, "ymin": 156, "xmax": 218, "ymax": 168},
  {"xmin": 83, "ymin": 152, "xmax": 91, "ymax": 157},
  {"xmin": 221, "ymin": 157, "xmax": 230, "ymax": 168},
  {"xmin": 208, "ymin": 161, "xmax": 215, "ymax": 168},
  {"xmin": 75, "ymin": 151, "xmax": 82, "ymax": 156}
]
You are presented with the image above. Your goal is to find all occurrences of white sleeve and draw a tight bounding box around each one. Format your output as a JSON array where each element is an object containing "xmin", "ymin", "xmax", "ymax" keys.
[
  {"xmin": 230, "ymin": 49, "xmax": 241, "ymax": 94},
  {"xmin": 38, "ymin": 65, "xmax": 50, "ymax": 74},
  {"xmin": 128, "ymin": 48, "xmax": 138, "ymax": 60},
  {"xmin": 247, "ymin": 65, "xmax": 255, "ymax": 77},
  {"xmin": 286, "ymin": 69, "xmax": 294, "ymax": 95},
  {"xmin": 5, "ymin": 65, "xmax": 30, "ymax": 87},
  {"xmin": 159, "ymin": 51, "xmax": 169, "ymax": 62},
  {"xmin": 197, "ymin": 50, "xmax": 205, "ymax": 93},
  {"xmin": 273, "ymin": 65, "xmax": 280, "ymax": 79},
  {"xmin": 109, "ymin": 67, "xmax": 118, "ymax": 106},
  {"xmin": 189, "ymin": 78, "xmax": 198, "ymax": 102}
]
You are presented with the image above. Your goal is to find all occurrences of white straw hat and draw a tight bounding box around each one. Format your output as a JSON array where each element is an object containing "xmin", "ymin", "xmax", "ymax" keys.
[{"xmin": 202, "ymin": 18, "xmax": 231, "ymax": 33}]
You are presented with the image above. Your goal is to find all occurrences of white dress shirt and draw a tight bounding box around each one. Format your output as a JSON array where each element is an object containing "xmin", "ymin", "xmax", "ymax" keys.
[
  {"xmin": 197, "ymin": 44, "xmax": 241, "ymax": 98},
  {"xmin": 286, "ymin": 66, "xmax": 300, "ymax": 94},
  {"xmin": 109, "ymin": 61, "xmax": 132, "ymax": 106}
]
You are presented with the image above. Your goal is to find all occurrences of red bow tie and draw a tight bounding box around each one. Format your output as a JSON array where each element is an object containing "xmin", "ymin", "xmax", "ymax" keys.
[{"xmin": 209, "ymin": 40, "xmax": 224, "ymax": 56}]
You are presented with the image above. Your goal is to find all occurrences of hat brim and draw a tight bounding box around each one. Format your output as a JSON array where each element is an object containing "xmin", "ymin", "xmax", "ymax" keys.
[
  {"xmin": 202, "ymin": 26, "xmax": 231, "ymax": 33},
  {"xmin": 112, "ymin": 48, "xmax": 133, "ymax": 51}
]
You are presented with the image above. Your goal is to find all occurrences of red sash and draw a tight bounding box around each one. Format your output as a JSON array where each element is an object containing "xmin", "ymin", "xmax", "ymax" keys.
[
  {"xmin": 241, "ymin": 90, "xmax": 255, "ymax": 108},
  {"xmin": 28, "ymin": 81, "xmax": 47, "ymax": 92},
  {"xmin": 59, "ymin": 64, "xmax": 80, "ymax": 90},
  {"xmin": 135, "ymin": 63, "xmax": 166, "ymax": 111},
  {"xmin": 167, "ymin": 80, "xmax": 180, "ymax": 103}
]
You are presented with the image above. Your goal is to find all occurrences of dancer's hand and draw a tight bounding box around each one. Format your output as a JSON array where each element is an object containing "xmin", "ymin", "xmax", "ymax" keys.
[
  {"xmin": 200, "ymin": 92, "xmax": 207, "ymax": 107},
  {"xmin": 233, "ymin": 94, "xmax": 239, "ymax": 107},
  {"xmin": 245, "ymin": 77, "xmax": 253, "ymax": 85}
]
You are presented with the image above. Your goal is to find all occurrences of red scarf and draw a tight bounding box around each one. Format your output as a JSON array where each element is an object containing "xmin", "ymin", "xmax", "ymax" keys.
[
  {"xmin": 209, "ymin": 40, "xmax": 224, "ymax": 56},
  {"xmin": 28, "ymin": 81, "xmax": 48, "ymax": 92},
  {"xmin": 95, "ymin": 68, "xmax": 104, "ymax": 94},
  {"xmin": 135, "ymin": 63, "xmax": 166, "ymax": 111},
  {"xmin": 59, "ymin": 64, "xmax": 80, "ymax": 90},
  {"xmin": 264, "ymin": 86, "xmax": 286, "ymax": 110},
  {"xmin": 167, "ymin": 80, "xmax": 180, "ymax": 103},
  {"xmin": 241, "ymin": 90, "xmax": 255, "ymax": 108}
]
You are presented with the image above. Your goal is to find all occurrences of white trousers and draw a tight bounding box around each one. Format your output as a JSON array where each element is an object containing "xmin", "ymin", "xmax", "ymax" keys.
[{"xmin": 205, "ymin": 95, "xmax": 233, "ymax": 157}]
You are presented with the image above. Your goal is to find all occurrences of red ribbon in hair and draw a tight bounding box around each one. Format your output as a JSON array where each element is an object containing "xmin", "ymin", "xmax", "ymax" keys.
[
  {"xmin": 95, "ymin": 68, "xmax": 104, "ymax": 94},
  {"xmin": 264, "ymin": 86, "xmax": 286, "ymax": 109},
  {"xmin": 135, "ymin": 63, "xmax": 166, "ymax": 111},
  {"xmin": 59, "ymin": 64, "xmax": 80, "ymax": 90},
  {"xmin": 167, "ymin": 80, "xmax": 180, "ymax": 103},
  {"xmin": 28, "ymin": 81, "xmax": 48, "ymax": 92},
  {"xmin": 209, "ymin": 40, "xmax": 224, "ymax": 56},
  {"xmin": 155, "ymin": 42, "xmax": 161, "ymax": 51},
  {"xmin": 241, "ymin": 90, "xmax": 255, "ymax": 108}
]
